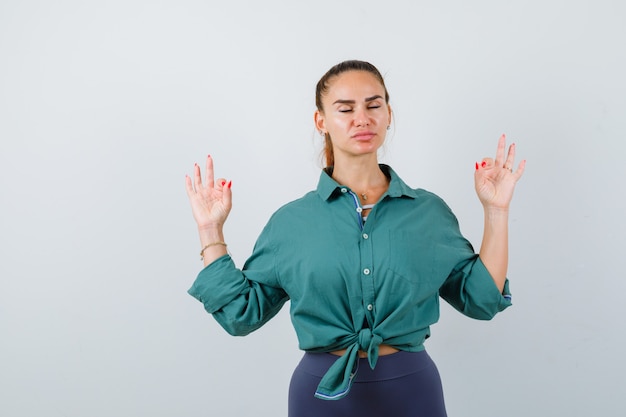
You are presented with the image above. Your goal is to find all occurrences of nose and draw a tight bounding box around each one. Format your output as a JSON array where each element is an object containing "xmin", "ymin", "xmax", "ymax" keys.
[{"xmin": 353, "ymin": 107, "xmax": 370, "ymax": 127}]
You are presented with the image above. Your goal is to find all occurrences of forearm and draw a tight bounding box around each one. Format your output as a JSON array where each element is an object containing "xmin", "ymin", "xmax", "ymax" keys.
[
  {"xmin": 198, "ymin": 225, "xmax": 229, "ymax": 267},
  {"xmin": 478, "ymin": 208, "xmax": 509, "ymax": 293}
]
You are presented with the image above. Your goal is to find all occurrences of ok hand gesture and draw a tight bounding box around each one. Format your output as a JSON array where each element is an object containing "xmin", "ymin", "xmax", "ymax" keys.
[
  {"xmin": 185, "ymin": 155, "xmax": 232, "ymax": 229},
  {"xmin": 474, "ymin": 135, "xmax": 526, "ymax": 211}
]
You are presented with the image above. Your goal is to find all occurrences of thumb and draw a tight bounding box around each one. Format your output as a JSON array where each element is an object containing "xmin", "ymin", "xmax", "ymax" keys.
[{"xmin": 223, "ymin": 180, "xmax": 233, "ymax": 209}]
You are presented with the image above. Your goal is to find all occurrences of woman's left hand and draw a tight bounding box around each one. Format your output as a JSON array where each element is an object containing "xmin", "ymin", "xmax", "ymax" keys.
[{"xmin": 474, "ymin": 134, "xmax": 526, "ymax": 210}]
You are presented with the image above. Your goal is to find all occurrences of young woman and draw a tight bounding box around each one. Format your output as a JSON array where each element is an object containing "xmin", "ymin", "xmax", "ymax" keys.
[{"xmin": 185, "ymin": 60, "xmax": 525, "ymax": 417}]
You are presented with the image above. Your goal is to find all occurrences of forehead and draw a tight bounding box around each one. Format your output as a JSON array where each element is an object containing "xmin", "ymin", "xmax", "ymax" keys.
[{"xmin": 324, "ymin": 70, "xmax": 385, "ymax": 100}]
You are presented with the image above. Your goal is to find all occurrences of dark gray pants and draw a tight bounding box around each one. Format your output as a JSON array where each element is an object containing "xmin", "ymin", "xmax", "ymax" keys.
[{"xmin": 288, "ymin": 350, "xmax": 448, "ymax": 417}]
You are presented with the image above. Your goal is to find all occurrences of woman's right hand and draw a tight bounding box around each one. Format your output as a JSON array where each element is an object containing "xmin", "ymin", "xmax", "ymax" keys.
[{"xmin": 185, "ymin": 155, "xmax": 232, "ymax": 230}]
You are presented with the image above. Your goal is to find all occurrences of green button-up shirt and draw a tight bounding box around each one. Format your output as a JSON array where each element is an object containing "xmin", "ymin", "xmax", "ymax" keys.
[{"xmin": 188, "ymin": 165, "xmax": 512, "ymax": 400}]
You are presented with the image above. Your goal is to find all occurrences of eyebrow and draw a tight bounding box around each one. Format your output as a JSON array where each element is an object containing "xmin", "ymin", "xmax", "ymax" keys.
[{"xmin": 332, "ymin": 95, "xmax": 384, "ymax": 105}]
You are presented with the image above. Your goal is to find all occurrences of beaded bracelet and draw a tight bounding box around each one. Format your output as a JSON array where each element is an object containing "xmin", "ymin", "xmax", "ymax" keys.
[{"xmin": 200, "ymin": 241, "xmax": 227, "ymax": 260}]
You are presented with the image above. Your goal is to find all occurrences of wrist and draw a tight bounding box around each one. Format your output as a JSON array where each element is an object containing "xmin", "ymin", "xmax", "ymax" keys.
[
  {"xmin": 483, "ymin": 205, "xmax": 510, "ymax": 217},
  {"xmin": 197, "ymin": 223, "xmax": 224, "ymax": 234},
  {"xmin": 197, "ymin": 225, "xmax": 224, "ymax": 245}
]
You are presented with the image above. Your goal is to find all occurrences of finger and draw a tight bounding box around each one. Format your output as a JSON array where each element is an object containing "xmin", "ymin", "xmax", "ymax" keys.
[
  {"xmin": 479, "ymin": 157, "xmax": 494, "ymax": 169},
  {"xmin": 493, "ymin": 134, "xmax": 506, "ymax": 166},
  {"xmin": 205, "ymin": 155, "xmax": 215, "ymax": 189},
  {"xmin": 215, "ymin": 178, "xmax": 227, "ymax": 190},
  {"xmin": 503, "ymin": 142, "xmax": 516, "ymax": 171},
  {"xmin": 223, "ymin": 180, "xmax": 233, "ymax": 208},
  {"xmin": 184, "ymin": 174, "xmax": 195, "ymax": 197},
  {"xmin": 513, "ymin": 159, "xmax": 526, "ymax": 179},
  {"xmin": 193, "ymin": 162, "xmax": 203, "ymax": 189}
]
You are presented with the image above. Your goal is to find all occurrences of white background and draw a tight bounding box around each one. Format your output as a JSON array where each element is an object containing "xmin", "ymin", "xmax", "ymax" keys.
[{"xmin": 1, "ymin": 1, "xmax": 625, "ymax": 416}]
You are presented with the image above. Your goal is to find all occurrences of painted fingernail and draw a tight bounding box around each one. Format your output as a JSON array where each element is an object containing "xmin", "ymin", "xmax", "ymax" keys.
[
  {"xmin": 481, "ymin": 161, "xmax": 487, "ymax": 168},
  {"xmin": 221, "ymin": 180, "xmax": 226, "ymax": 186},
  {"xmin": 475, "ymin": 162, "xmax": 479, "ymax": 170},
  {"xmin": 227, "ymin": 180, "xmax": 232, "ymax": 189}
]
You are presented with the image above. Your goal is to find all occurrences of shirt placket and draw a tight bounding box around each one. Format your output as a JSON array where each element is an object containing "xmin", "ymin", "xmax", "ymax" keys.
[
  {"xmin": 341, "ymin": 187, "xmax": 376, "ymax": 326},
  {"xmin": 359, "ymin": 226, "xmax": 375, "ymax": 326}
]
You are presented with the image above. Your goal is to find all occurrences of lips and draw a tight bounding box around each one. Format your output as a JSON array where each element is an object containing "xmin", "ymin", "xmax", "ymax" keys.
[{"xmin": 351, "ymin": 131, "xmax": 376, "ymax": 140}]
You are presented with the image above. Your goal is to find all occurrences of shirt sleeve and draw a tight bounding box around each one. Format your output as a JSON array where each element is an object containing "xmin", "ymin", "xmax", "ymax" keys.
[
  {"xmin": 439, "ymin": 255, "xmax": 512, "ymax": 320},
  {"xmin": 187, "ymin": 221, "xmax": 289, "ymax": 336},
  {"xmin": 433, "ymin": 197, "xmax": 513, "ymax": 320}
]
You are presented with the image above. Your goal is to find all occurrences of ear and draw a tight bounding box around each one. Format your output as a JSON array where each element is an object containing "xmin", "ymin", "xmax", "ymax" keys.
[
  {"xmin": 387, "ymin": 105, "xmax": 393, "ymax": 126},
  {"xmin": 314, "ymin": 110, "xmax": 326, "ymax": 133}
]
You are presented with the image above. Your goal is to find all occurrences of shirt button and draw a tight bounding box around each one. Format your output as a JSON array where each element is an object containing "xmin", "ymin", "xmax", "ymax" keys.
[
  {"xmin": 363, "ymin": 268, "xmax": 370, "ymax": 275},
  {"xmin": 356, "ymin": 207, "xmax": 363, "ymax": 213},
  {"xmin": 362, "ymin": 233, "xmax": 369, "ymax": 239},
  {"xmin": 341, "ymin": 188, "xmax": 348, "ymax": 193},
  {"xmin": 367, "ymin": 304, "xmax": 373, "ymax": 311}
]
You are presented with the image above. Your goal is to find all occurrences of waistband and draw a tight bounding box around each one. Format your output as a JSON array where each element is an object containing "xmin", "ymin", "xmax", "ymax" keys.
[{"xmin": 297, "ymin": 350, "xmax": 433, "ymax": 383}]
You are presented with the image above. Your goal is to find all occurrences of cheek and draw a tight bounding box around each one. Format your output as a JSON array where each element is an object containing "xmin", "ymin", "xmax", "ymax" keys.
[{"xmin": 332, "ymin": 117, "xmax": 350, "ymax": 129}]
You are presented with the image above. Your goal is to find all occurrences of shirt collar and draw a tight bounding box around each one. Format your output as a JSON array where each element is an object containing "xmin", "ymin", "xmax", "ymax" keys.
[{"xmin": 316, "ymin": 164, "xmax": 419, "ymax": 201}]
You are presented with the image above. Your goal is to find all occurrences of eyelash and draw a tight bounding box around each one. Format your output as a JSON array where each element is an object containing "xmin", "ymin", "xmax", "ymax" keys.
[{"xmin": 339, "ymin": 105, "xmax": 381, "ymax": 113}]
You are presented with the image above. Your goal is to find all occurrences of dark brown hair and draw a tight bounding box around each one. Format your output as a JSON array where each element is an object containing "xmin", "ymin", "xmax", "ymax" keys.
[{"xmin": 315, "ymin": 60, "xmax": 390, "ymax": 167}]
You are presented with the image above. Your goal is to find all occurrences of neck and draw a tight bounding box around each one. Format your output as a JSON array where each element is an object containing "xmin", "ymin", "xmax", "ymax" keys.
[{"xmin": 330, "ymin": 157, "xmax": 388, "ymax": 197}]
